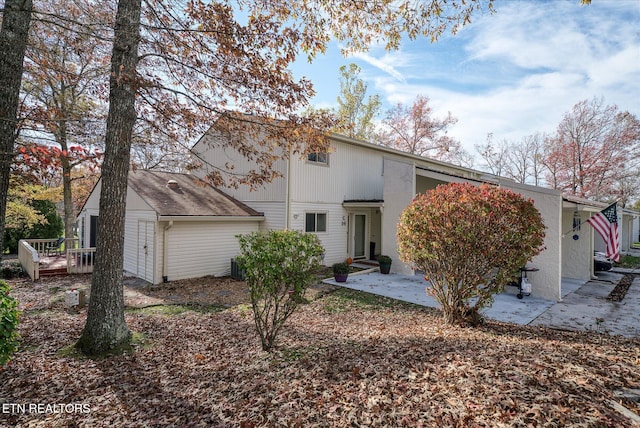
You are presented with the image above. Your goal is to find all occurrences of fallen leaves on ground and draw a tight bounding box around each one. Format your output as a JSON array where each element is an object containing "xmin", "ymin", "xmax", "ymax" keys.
[
  {"xmin": 2, "ymin": 277, "xmax": 639, "ymax": 427},
  {"xmin": 608, "ymin": 274, "xmax": 636, "ymax": 302}
]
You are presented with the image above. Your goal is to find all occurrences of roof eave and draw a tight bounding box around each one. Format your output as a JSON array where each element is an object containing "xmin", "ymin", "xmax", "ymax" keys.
[{"xmin": 158, "ymin": 215, "xmax": 265, "ymax": 222}]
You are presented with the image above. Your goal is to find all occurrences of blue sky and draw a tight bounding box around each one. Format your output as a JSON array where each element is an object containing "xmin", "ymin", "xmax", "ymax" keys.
[{"xmin": 291, "ymin": 0, "xmax": 640, "ymax": 162}]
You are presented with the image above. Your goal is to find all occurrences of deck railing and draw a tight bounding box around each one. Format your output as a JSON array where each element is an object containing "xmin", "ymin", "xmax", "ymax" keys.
[
  {"xmin": 18, "ymin": 239, "xmax": 41, "ymax": 280},
  {"xmin": 17, "ymin": 238, "xmax": 95, "ymax": 279},
  {"xmin": 67, "ymin": 247, "xmax": 96, "ymax": 274},
  {"xmin": 23, "ymin": 238, "xmax": 62, "ymax": 259}
]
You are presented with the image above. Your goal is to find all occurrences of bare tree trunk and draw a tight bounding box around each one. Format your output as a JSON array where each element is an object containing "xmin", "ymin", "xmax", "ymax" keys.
[
  {"xmin": 77, "ymin": 0, "xmax": 141, "ymax": 356},
  {"xmin": 0, "ymin": 0, "xmax": 32, "ymax": 258},
  {"xmin": 53, "ymin": 120, "xmax": 76, "ymax": 242},
  {"xmin": 61, "ymin": 154, "xmax": 75, "ymax": 242}
]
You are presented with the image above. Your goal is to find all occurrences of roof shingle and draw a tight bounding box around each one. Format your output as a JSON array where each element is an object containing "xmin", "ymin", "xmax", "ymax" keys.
[{"xmin": 128, "ymin": 170, "xmax": 261, "ymax": 217}]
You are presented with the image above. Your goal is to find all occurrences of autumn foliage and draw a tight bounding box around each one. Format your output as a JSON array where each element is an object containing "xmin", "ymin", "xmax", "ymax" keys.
[
  {"xmin": 397, "ymin": 183, "xmax": 546, "ymax": 325},
  {"xmin": 0, "ymin": 280, "xmax": 20, "ymax": 366},
  {"xmin": 543, "ymin": 98, "xmax": 640, "ymax": 204},
  {"xmin": 380, "ymin": 94, "xmax": 469, "ymax": 165},
  {"xmin": 236, "ymin": 230, "xmax": 324, "ymax": 351}
]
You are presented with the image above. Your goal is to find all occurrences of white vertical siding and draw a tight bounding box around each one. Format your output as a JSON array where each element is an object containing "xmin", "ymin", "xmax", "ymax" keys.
[
  {"xmin": 289, "ymin": 141, "xmax": 384, "ymax": 203},
  {"xmin": 164, "ymin": 220, "xmax": 260, "ymax": 281},
  {"xmin": 621, "ymin": 212, "xmax": 637, "ymax": 252},
  {"xmin": 123, "ymin": 210, "xmax": 157, "ymax": 281},
  {"xmin": 78, "ymin": 184, "xmax": 158, "ymax": 282},
  {"xmin": 193, "ymin": 133, "xmax": 287, "ymax": 201}
]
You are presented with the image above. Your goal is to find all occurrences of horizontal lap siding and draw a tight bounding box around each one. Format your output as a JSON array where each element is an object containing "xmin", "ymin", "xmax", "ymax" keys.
[
  {"xmin": 165, "ymin": 221, "xmax": 260, "ymax": 281},
  {"xmin": 289, "ymin": 202, "xmax": 348, "ymax": 266},
  {"xmin": 241, "ymin": 201, "xmax": 286, "ymax": 230}
]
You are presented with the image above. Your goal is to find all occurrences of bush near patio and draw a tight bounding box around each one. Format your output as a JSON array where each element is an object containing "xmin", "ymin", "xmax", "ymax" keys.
[
  {"xmin": 397, "ymin": 182, "xmax": 546, "ymax": 326},
  {"xmin": 0, "ymin": 280, "xmax": 20, "ymax": 366},
  {"xmin": 236, "ymin": 230, "xmax": 324, "ymax": 351}
]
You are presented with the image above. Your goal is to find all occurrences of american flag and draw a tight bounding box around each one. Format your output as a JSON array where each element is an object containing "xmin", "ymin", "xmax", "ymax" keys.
[{"xmin": 586, "ymin": 202, "xmax": 620, "ymax": 263}]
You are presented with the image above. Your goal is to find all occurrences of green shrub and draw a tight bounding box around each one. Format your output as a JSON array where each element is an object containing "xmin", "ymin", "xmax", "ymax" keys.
[
  {"xmin": 332, "ymin": 262, "xmax": 350, "ymax": 275},
  {"xmin": 0, "ymin": 261, "xmax": 23, "ymax": 279},
  {"xmin": 3, "ymin": 199, "xmax": 63, "ymax": 254},
  {"xmin": 236, "ymin": 230, "xmax": 324, "ymax": 351},
  {"xmin": 377, "ymin": 255, "xmax": 392, "ymax": 265},
  {"xmin": 398, "ymin": 183, "xmax": 546, "ymax": 326},
  {"xmin": 0, "ymin": 280, "xmax": 20, "ymax": 366}
]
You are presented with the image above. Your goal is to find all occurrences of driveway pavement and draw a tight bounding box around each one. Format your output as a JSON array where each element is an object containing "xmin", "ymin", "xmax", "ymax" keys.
[{"xmin": 323, "ymin": 266, "xmax": 640, "ymax": 338}]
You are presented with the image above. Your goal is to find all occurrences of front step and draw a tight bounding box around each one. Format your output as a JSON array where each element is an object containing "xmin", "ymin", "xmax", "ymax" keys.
[{"xmin": 40, "ymin": 267, "xmax": 68, "ymax": 277}]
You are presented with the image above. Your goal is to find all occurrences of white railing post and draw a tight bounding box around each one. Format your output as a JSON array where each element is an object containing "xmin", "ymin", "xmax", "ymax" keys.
[
  {"xmin": 67, "ymin": 247, "xmax": 96, "ymax": 274},
  {"xmin": 18, "ymin": 240, "xmax": 40, "ymax": 281}
]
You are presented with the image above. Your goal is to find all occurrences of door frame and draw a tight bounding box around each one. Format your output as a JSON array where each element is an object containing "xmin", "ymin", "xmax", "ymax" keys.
[
  {"xmin": 348, "ymin": 211, "xmax": 369, "ymax": 260},
  {"xmin": 137, "ymin": 220, "xmax": 155, "ymax": 283}
]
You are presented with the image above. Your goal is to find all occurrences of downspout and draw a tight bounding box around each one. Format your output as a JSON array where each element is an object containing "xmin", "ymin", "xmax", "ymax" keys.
[
  {"xmin": 285, "ymin": 149, "xmax": 292, "ymax": 229},
  {"xmin": 162, "ymin": 220, "xmax": 173, "ymax": 283}
]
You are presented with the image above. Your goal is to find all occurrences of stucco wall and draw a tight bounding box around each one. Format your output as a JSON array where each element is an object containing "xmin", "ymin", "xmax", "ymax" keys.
[
  {"xmin": 381, "ymin": 161, "xmax": 563, "ymax": 300},
  {"xmin": 501, "ymin": 181, "xmax": 562, "ymax": 301},
  {"xmin": 561, "ymin": 209, "xmax": 593, "ymax": 281},
  {"xmin": 382, "ymin": 158, "xmax": 415, "ymax": 275},
  {"xmin": 621, "ymin": 213, "xmax": 639, "ymax": 252}
]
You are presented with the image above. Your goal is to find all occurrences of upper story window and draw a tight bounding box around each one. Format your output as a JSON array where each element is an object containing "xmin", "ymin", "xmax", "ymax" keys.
[
  {"xmin": 305, "ymin": 212, "xmax": 327, "ymax": 233},
  {"xmin": 307, "ymin": 151, "xmax": 329, "ymax": 165}
]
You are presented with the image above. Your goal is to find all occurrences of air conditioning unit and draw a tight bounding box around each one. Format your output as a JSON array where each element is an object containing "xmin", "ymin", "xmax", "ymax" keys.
[{"xmin": 230, "ymin": 258, "xmax": 245, "ymax": 280}]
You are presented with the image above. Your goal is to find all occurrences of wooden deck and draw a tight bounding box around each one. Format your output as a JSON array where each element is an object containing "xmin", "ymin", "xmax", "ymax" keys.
[
  {"xmin": 39, "ymin": 254, "xmax": 70, "ymax": 276},
  {"xmin": 18, "ymin": 239, "xmax": 96, "ymax": 280}
]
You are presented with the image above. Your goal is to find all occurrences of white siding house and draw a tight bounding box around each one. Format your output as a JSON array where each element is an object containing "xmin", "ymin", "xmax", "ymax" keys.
[
  {"xmin": 194, "ymin": 128, "xmax": 566, "ymax": 300},
  {"xmin": 77, "ymin": 170, "xmax": 263, "ymax": 284}
]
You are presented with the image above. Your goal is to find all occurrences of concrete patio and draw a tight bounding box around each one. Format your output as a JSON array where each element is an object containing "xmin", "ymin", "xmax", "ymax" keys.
[{"xmin": 323, "ymin": 267, "xmax": 640, "ymax": 338}]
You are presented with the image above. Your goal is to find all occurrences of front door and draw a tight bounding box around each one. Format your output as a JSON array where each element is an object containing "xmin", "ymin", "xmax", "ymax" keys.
[
  {"xmin": 137, "ymin": 220, "xmax": 155, "ymax": 283},
  {"xmin": 351, "ymin": 213, "xmax": 367, "ymax": 260},
  {"xmin": 89, "ymin": 215, "xmax": 99, "ymax": 247}
]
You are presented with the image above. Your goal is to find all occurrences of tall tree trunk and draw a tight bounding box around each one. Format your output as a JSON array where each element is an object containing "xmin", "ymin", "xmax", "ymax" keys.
[
  {"xmin": 56, "ymin": 121, "xmax": 75, "ymax": 243},
  {"xmin": 77, "ymin": 0, "xmax": 141, "ymax": 356},
  {"xmin": 0, "ymin": 0, "xmax": 32, "ymax": 258}
]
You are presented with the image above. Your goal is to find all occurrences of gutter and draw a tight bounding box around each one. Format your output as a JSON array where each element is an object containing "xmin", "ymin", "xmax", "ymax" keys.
[{"xmin": 158, "ymin": 215, "xmax": 265, "ymax": 222}]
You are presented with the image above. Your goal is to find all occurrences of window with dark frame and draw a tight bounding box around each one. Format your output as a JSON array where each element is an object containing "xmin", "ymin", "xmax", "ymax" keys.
[
  {"xmin": 305, "ymin": 212, "xmax": 327, "ymax": 232},
  {"xmin": 307, "ymin": 151, "xmax": 328, "ymax": 165}
]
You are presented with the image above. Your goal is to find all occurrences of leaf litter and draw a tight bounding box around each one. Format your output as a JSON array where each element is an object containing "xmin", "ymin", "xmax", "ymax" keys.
[{"xmin": 1, "ymin": 275, "xmax": 639, "ymax": 427}]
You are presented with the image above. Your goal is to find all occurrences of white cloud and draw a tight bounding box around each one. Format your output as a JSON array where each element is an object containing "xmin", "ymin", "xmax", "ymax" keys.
[
  {"xmin": 348, "ymin": 50, "xmax": 410, "ymax": 82},
  {"xmin": 302, "ymin": 0, "xmax": 639, "ymax": 163},
  {"xmin": 367, "ymin": 0, "xmax": 640, "ymax": 158}
]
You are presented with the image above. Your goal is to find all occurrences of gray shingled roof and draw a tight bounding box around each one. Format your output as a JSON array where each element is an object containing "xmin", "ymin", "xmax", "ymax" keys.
[{"xmin": 127, "ymin": 170, "xmax": 262, "ymax": 218}]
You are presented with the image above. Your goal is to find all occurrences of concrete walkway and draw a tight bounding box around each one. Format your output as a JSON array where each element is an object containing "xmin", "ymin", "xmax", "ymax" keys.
[
  {"xmin": 530, "ymin": 269, "xmax": 640, "ymax": 337},
  {"xmin": 323, "ymin": 267, "xmax": 640, "ymax": 338}
]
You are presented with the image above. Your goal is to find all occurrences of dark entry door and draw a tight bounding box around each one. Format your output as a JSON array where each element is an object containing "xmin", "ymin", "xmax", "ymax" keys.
[{"xmin": 89, "ymin": 215, "xmax": 99, "ymax": 247}]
